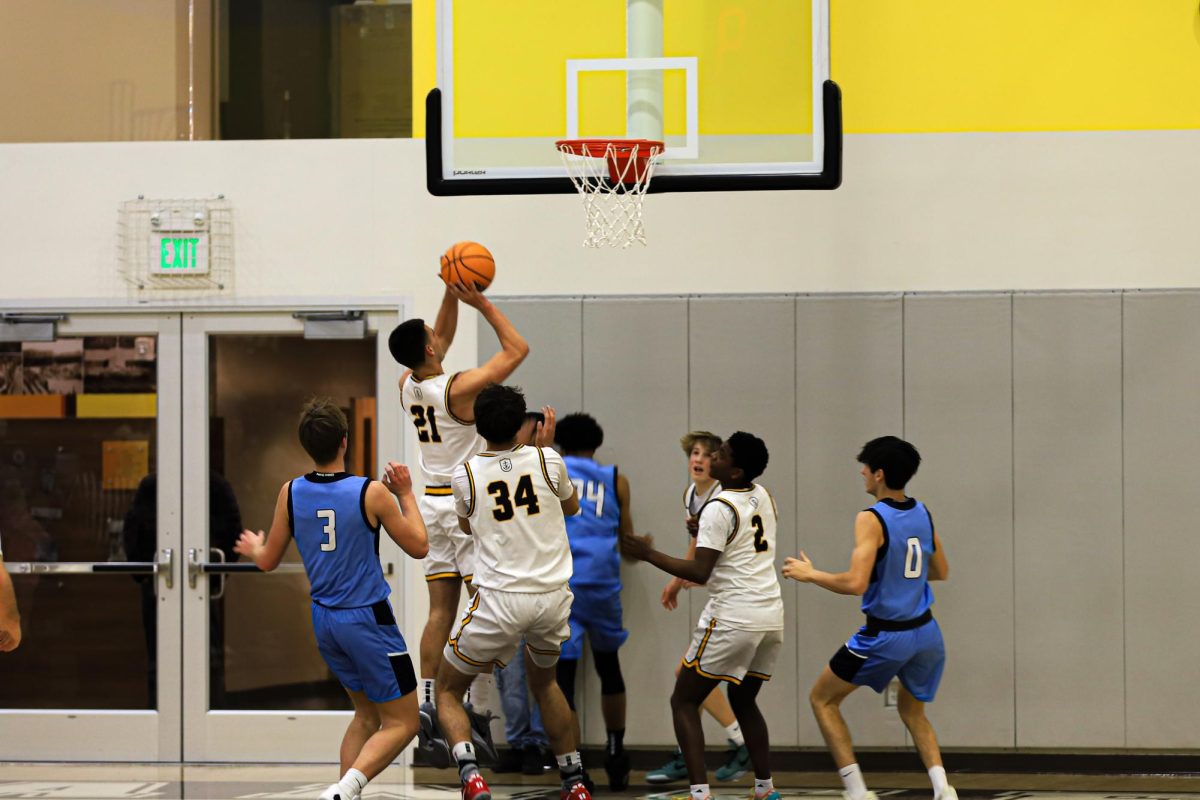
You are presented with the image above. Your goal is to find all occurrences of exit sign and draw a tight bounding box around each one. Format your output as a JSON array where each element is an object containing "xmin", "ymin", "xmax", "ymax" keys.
[{"xmin": 150, "ymin": 232, "xmax": 209, "ymax": 275}]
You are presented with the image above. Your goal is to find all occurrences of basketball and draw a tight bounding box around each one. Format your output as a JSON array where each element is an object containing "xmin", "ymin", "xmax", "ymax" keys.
[{"xmin": 441, "ymin": 241, "xmax": 495, "ymax": 291}]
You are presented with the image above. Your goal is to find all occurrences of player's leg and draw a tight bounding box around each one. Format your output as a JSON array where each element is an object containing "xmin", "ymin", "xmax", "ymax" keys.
[
  {"xmin": 555, "ymin": 655, "xmax": 582, "ymax": 746},
  {"xmin": 339, "ymin": 689, "xmax": 381, "ymax": 775},
  {"xmin": 587, "ymin": 588, "xmax": 631, "ymax": 791},
  {"xmin": 809, "ymin": 665, "xmax": 870, "ymax": 800},
  {"xmin": 670, "ymin": 662, "xmax": 722, "ymax": 793},
  {"xmin": 727, "ymin": 677, "xmax": 777, "ymax": 797},
  {"xmin": 708, "ymin": 681, "xmax": 751, "ymax": 782},
  {"xmin": 896, "ymin": 624, "xmax": 954, "ymax": 800},
  {"xmin": 646, "ymin": 658, "xmax": 690, "ymax": 784}
]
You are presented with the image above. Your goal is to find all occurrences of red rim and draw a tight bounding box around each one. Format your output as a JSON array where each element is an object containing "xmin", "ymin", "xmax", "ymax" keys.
[{"xmin": 555, "ymin": 138, "xmax": 664, "ymax": 158}]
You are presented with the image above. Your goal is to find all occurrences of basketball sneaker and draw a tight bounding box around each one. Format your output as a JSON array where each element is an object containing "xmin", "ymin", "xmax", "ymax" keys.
[
  {"xmin": 418, "ymin": 701, "xmax": 452, "ymax": 768},
  {"xmin": 604, "ymin": 749, "xmax": 631, "ymax": 791},
  {"xmin": 756, "ymin": 791, "xmax": 782, "ymax": 800},
  {"xmin": 461, "ymin": 772, "xmax": 492, "ymax": 800},
  {"xmin": 645, "ymin": 750, "xmax": 688, "ymax": 784},
  {"xmin": 935, "ymin": 788, "xmax": 959, "ymax": 800},
  {"xmin": 316, "ymin": 784, "xmax": 359, "ymax": 800},
  {"xmin": 465, "ymin": 702, "xmax": 499, "ymax": 764},
  {"xmin": 560, "ymin": 779, "xmax": 592, "ymax": 800},
  {"xmin": 715, "ymin": 743, "xmax": 752, "ymax": 781}
]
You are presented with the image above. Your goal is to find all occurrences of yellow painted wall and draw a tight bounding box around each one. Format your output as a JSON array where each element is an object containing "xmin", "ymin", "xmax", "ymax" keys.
[{"xmin": 414, "ymin": 0, "xmax": 1200, "ymax": 137}]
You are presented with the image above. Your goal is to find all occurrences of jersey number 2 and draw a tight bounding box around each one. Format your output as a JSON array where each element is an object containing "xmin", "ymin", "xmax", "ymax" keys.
[
  {"xmin": 489, "ymin": 475, "xmax": 541, "ymax": 521},
  {"xmin": 904, "ymin": 537, "xmax": 922, "ymax": 578},
  {"xmin": 751, "ymin": 514, "xmax": 768, "ymax": 553},
  {"xmin": 317, "ymin": 509, "xmax": 336, "ymax": 552},
  {"xmin": 409, "ymin": 405, "xmax": 442, "ymax": 443}
]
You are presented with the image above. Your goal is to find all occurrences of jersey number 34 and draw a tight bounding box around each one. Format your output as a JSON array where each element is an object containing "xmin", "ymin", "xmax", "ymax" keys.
[{"xmin": 488, "ymin": 475, "xmax": 541, "ymax": 521}]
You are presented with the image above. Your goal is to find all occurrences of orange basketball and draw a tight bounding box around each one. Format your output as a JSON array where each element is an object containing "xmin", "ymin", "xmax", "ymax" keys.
[{"xmin": 441, "ymin": 241, "xmax": 495, "ymax": 291}]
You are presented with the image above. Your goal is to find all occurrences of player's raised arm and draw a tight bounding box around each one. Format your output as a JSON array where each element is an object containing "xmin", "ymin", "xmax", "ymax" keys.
[
  {"xmin": 783, "ymin": 510, "xmax": 882, "ymax": 595},
  {"xmin": 375, "ymin": 462, "xmax": 429, "ymax": 559},
  {"xmin": 928, "ymin": 531, "xmax": 949, "ymax": 581},
  {"xmin": 445, "ymin": 283, "xmax": 529, "ymax": 417},
  {"xmin": 234, "ymin": 481, "xmax": 294, "ymax": 572},
  {"xmin": 432, "ymin": 280, "xmax": 460, "ymax": 351}
]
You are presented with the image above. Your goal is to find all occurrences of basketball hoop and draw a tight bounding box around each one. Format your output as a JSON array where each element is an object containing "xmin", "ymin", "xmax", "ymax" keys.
[{"xmin": 556, "ymin": 138, "xmax": 663, "ymax": 248}]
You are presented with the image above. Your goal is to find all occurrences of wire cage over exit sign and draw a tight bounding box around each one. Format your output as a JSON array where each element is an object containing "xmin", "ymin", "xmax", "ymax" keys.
[{"xmin": 117, "ymin": 196, "xmax": 233, "ymax": 295}]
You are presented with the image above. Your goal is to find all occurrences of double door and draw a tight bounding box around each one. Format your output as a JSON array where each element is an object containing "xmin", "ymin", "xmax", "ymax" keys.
[{"xmin": 0, "ymin": 309, "xmax": 409, "ymax": 761}]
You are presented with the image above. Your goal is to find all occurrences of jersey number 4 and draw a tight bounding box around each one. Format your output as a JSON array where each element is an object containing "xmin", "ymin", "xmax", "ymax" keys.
[
  {"xmin": 751, "ymin": 514, "xmax": 768, "ymax": 553},
  {"xmin": 488, "ymin": 475, "xmax": 541, "ymax": 521},
  {"xmin": 317, "ymin": 509, "xmax": 336, "ymax": 552},
  {"xmin": 409, "ymin": 405, "xmax": 442, "ymax": 443}
]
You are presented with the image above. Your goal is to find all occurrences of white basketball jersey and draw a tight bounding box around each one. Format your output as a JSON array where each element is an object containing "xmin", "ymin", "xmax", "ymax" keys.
[
  {"xmin": 452, "ymin": 445, "xmax": 575, "ymax": 592},
  {"xmin": 402, "ymin": 372, "xmax": 483, "ymax": 485},
  {"xmin": 695, "ymin": 484, "xmax": 784, "ymax": 631}
]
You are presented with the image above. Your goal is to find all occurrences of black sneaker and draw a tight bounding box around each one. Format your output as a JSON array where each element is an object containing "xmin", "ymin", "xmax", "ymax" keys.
[
  {"xmin": 418, "ymin": 701, "xmax": 452, "ymax": 768},
  {"xmin": 604, "ymin": 750, "xmax": 631, "ymax": 792},
  {"xmin": 492, "ymin": 748, "xmax": 524, "ymax": 774},
  {"xmin": 522, "ymin": 744, "xmax": 549, "ymax": 775},
  {"xmin": 465, "ymin": 703, "xmax": 500, "ymax": 765}
]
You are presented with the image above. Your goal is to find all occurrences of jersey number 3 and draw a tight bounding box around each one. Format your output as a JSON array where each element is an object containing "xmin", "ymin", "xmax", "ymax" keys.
[
  {"xmin": 751, "ymin": 514, "xmax": 768, "ymax": 553},
  {"xmin": 489, "ymin": 475, "xmax": 541, "ymax": 521},
  {"xmin": 410, "ymin": 405, "xmax": 442, "ymax": 443},
  {"xmin": 317, "ymin": 509, "xmax": 336, "ymax": 552}
]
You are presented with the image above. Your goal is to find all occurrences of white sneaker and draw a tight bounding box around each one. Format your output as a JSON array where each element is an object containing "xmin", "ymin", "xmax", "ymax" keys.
[
  {"xmin": 317, "ymin": 784, "xmax": 360, "ymax": 800},
  {"xmin": 935, "ymin": 788, "xmax": 958, "ymax": 800},
  {"xmin": 843, "ymin": 793, "xmax": 879, "ymax": 800}
]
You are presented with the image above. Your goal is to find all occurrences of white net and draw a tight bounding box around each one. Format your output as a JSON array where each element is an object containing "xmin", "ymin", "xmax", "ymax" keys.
[{"xmin": 557, "ymin": 140, "xmax": 662, "ymax": 248}]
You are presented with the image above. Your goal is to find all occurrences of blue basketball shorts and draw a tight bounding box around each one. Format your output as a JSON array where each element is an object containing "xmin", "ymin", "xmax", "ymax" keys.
[
  {"xmin": 830, "ymin": 617, "xmax": 946, "ymax": 702},
  {"xmin": 311, "ymin": 599, "xmax": 417, "ymax": 703},
  {"xmin": 561, "ymin": 585, "xmax": 628, "ymax": 661}
]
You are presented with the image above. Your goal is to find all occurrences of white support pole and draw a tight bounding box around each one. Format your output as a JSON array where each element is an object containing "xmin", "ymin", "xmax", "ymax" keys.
[{"xmin": 626, "ymin": 0, "xmax": 664, "ymax": 141}]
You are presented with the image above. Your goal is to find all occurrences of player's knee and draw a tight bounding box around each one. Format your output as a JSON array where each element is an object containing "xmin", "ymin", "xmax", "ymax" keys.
[{"xmin": 593, "ymin": 650, "xmax": 625, "ymax": 696}]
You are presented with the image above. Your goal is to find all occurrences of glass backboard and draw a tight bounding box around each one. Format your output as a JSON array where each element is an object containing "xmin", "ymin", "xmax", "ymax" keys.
[{"xmin": 426, "ymin": 0, "xmax": 840, "ymax": 195}]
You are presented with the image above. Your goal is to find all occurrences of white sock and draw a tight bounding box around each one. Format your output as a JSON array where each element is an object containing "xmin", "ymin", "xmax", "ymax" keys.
[
  {"xmin": 421, "ymin": 678, "xmax": 436, "ymax": 707},
  {"xmin": 467, "ymin": 673, "xmax": 493, "ymax": 711},
  {"xmin": 690, "ymin": 783, "xmax": 711, "ymax": 800},
  {"xmin": 754, "ymin": 777, "xmax": 774, "ymax": 797},
  {"xmin": 452, "ymin": 741, "xmax": 476, "ymax": 763},
  {"xmin": 726, "ymin": 721, "xmax": 745, "ymax": 747},
  {"xmin": 839, "ymin": 763, "xmax": 868, "ymax": 800},
  {"xmin": 556, "ymin": 750, "xmax": 583, "ymax": 771},
  {"xmin": 337, "ymin": 768, "xmax": 368, "ymax": 798},
  {"xmin": 929, "ymin": 765, "xmax": 948, "ymax": 795}
]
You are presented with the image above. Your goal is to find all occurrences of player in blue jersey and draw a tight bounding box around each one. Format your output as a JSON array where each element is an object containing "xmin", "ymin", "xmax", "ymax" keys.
[
  {"xmin": 553, "ymin": 413, "xmax": 639, "ymax": 791},
  {"xmin": 783, "ymin": 436, "xmax": 956, "ymax": 800},
  {"xmin": 235, "ymin": 399, "xmax": 430, "ymax": 800}
]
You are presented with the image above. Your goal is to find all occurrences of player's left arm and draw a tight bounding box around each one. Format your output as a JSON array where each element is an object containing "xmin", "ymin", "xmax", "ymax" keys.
[
  {"xmin": 374, "ymin": 463, "xmax": 430, "ymax": 559},
  {"xmin": 625, "ymin": 500, "xmax": 728, "ymax": 583},
  {"xmin": 452, "ymin": 463, "xmax": 476, "ymax": 535},
  {"xmin": 783, "ymin": 510, "xmax": 880, "ymax": 595},
  {"xmin": 432, "ymin": 281, "xmax": 460, "ymax": 350},
  {"xmin": 234, "ymin": 482, "xmax": 293, "ymax": 572},
  {"xmin": 615, "ymin": 472, "xmax": 641, "ymax": 561},
  {"xmin": 927, "ymin": 531, "xmax": 949, "ymax": 580}
]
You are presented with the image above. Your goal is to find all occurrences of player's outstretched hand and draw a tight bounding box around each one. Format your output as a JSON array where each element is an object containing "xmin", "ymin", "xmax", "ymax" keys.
[
  {"xmin": 661, "ymin": 577, "xmax": 683, "ymax": 610},
  {"xmin": 383, "ymin": 461, "xmax": 412, "ymax": 497},
  {"xmin": 234, "ymin": 529, "xmax": 266, "ymax": 561},
  {"xmin": 782, "ymin": 551, "xmax": 814, "ymax": 582},
  {"xmin": 535, "ymin": 406, "xmax": 556, "ymax": 448},
  {"xmin": 621, "ymin": 532, "xmax": 654, "ymax": 561},
  {"xmin": 444, "ymin": 278, "xmax": 489, "ymax": 310}
]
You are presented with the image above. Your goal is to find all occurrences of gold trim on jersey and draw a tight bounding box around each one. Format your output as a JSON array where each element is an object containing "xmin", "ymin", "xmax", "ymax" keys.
[
  {"xmin": 425, "ymin": 571, "xmax": 462, "ymax": 582},
  {"xmin": 724, "ymin": 486, "xmax": 756, "ymax": 492},
  {"xmin": 447, "ymin": 592, "xmax": 506, "ymax": 669},
  {"xmin": 463, "ymin": 574, "xmax": 474, "ymax": 584},
  {"xmin": 463, "ymin": 462, "xmax": 477, "ymax": 516},
  {"xmin": 536, "ymin": 447, "xmax": 555, "ymax": 492},
  {"xmin": 745, "ymin": 670, "xmax": 772, "ymax": 681},
  {"xmin": 525, "ymin": 643, "xmax": 561, "ymax": 657},
  {"xmin": 710, "ymin": 497, "xmax": 741, "ymax": 545},
  {"xmin": 764, "ymin": 487, "xmax": 779, "ymax": 520},
  {"xmin": 424, "ymin": 485, "xmax": 453, "ymax": 496},
  {"xmin": 478, "ymin": 444, "xmax": 524, "ymax": 458},
  {"xmin": 681, "ymin": 618, "xmax": 743, "ymax": 685},
  {"xmin": 443, "ymin": 372, "xmax": 475, "ymax": 425}
]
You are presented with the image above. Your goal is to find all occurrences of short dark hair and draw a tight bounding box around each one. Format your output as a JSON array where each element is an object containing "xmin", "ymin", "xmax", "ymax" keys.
[
  {"xmin": 474, "ymin": 384, "xmax": 527, "ymax": 443},
  {"xmin": 555, "ymin": 412, "xmax": 603, "ymax": 453},
  {"xmin": 298, "ymin": 398, "xmax": 348, "ymax": 464},
  {"xmin": 857, "ymin": 436, "xmax": 921, "ymax": 489},
  {"xmin": 524, "ymin": 411, "xmax": 546, "ymax": 426},
  {"xmin": 727, "ymin": 431, "xmax": 769, "ymax": 481},
  {"xmin": 388, "ymin": 319, "xmax": 428, "ymax": 369}
]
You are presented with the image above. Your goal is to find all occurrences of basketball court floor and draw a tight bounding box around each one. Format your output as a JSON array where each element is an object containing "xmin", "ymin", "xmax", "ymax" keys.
[{"xmin": 1, "ymin": 764, "xmax": 1198, "ymax": 800}]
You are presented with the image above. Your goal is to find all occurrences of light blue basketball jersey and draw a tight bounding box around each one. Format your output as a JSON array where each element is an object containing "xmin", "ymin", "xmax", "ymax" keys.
[
  {"xmin": 562, "ymin": 455, "xmax": 621, "ymax": 590},
  {"xmin": 290, "ymin": 472, "xmax": 390, "ymax": 608},
  {"xmin": 861, "ymin": 497, "xmax": 935, "ymax": 621}
]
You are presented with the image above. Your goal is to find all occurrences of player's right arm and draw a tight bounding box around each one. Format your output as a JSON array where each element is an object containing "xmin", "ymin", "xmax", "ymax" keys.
[
  {"xmin": 375, "ymin": 462, "xmax": 429, "ymax": 559},
  {"xmin": 660, "ymin": 535, "xmax": 699, "ymax": 610},
  {"xmin": 783, "ymin": 510, "xmax": 881, "ymax": 595},
  {"xmin": 234, "ymin": 482, "xmax": 293, "ymax": 572},
  {"xmin": 444, "ymin": 283, "xmax": 530, "ymax": 419},
  {"xmin": 0, "ymin": 549, "xmax": 22, "ymax": 652},
  {"xmin": 452, "ymin": 462, "xmax": 475, "ymax": 535},
  {"xmin": 432, "ymin": 281, "xmax": 460, "ymax": 351},
  {"xmin": 927, "ymin": 531, "xmax": 949, "ymax": 580},
  {"xmin": 545, "ymin": 448, "xmax": 580, "ymax": 516}
]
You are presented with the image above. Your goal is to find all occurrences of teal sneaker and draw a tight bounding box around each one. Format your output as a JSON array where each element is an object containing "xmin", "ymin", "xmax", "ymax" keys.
[
  {"xmin": 756, "ymin": 792, "xmax": 782, "ymax": 800},
  {"xmin": 715, "ymin": 744, "xmax": 751, "ymax": 781},
  {"xmin": 645, "ymin": 750, "xmax": 688, "ymax": 784}
]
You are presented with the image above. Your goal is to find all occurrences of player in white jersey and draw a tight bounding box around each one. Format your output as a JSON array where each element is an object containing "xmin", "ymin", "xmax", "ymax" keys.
[
  {"xmin": 439, "ymin": 384, "xmax": 591, "ymax": 800},
  {"xmin": 625, "ymin": 432, "xmax": 783, "ymax": 800},
  {"xmin": 388, "ymin": 277, "xmax": 529, "ymax": 763}
]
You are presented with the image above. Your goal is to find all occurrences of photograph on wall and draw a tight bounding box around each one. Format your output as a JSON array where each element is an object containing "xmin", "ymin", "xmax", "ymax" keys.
[
  {"xmin": 0, "ymin": 343, "xmax": 21, "ymax": 395},
  {"xmin": 20, "ymin": 339, "xmax": 83, "ymax": 395},
  {"xmin": 83, "ymin": 336, "xmax": 157, "ymax": 394}
]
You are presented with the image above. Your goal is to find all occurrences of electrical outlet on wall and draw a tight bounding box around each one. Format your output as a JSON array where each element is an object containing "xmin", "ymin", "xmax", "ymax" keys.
[{"xmin": 884, "ymin": 679, "xmax": 899, "ymax": 706}]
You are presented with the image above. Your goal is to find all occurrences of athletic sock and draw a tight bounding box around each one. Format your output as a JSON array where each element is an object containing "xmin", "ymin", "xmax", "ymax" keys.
[
  {"xmin": 606, "ymin": 728, "xmax": 625, "ymax": 756},
  {"xmin": 754, "ymin": 777, "xmax": 775, "ymax": 798},
  {"xmin": 839, "ymin": 763, "xmax": 868, "ymax": 800},
  {"xmin": 725, "ymin": 721, "xmax": 745, "ymax": 747},
  {"xmin": 336, "ymin": 768, "xmax": 368, "ymax": 799},
  {"xmin": 421, "ymin": 678, "xmax": 436, "ymax": 707},
  {"xmin": 690, "ymin": 783, "xmax": 711, "ymax": 800},
  {"xmin": 453, "ymin": 741, "xmax": 479, "ymax": 782},
  {"xmin": 466, "ymin": 673, "xmax": 492, "ymax": 711},
  {"xmin": 557, "ymin": 751, "xmax": 585, "ymax": 789},
  {"xmin": 929, "ymin": 765, "xmax": 948, "ymax": 795}
]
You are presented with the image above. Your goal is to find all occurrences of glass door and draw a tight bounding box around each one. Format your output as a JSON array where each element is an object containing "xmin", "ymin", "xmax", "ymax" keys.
[
  {"xmin": 0, "ymin": 313, "xmax": 182, "ymax": 760},
  {"xmin": 180, "ymin": 310, "xmax": 406, "ymax": 762}
]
